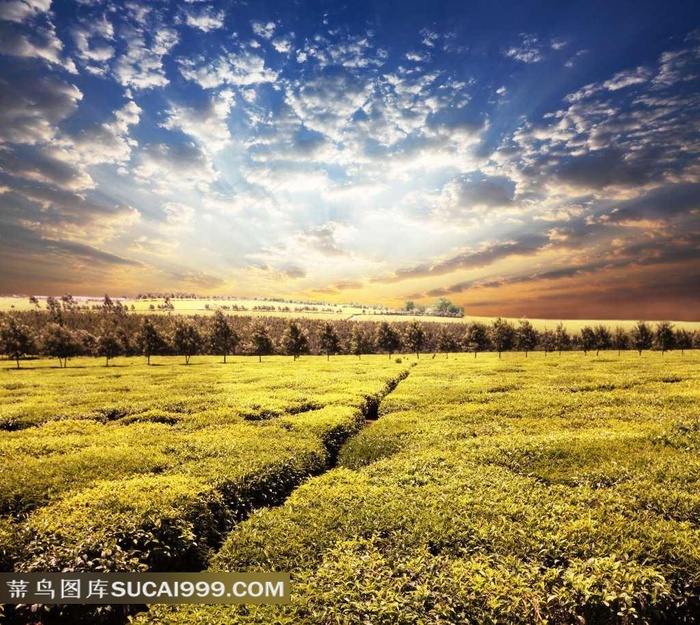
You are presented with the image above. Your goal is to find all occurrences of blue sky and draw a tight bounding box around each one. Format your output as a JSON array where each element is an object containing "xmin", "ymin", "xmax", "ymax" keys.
[{"xmin": 0, "ymin": 0, "xmax": 698, "ymax": 319}]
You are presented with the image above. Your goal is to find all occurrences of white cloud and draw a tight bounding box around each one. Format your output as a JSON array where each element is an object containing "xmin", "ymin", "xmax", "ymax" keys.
[
  {"xmin": 133, "ymin": 142, "xmax": 219, "ymax": 194},
  {"xmin": 183, "ymin": 5, "xmax": 225, "ymax": 32},
  {"xmin": 0, "ymin": 0, "xmax": 51, "ymax": 22},
  {"xmin": 113, "ymin": 25, "xmax": 178, "ymax": 90},
  {"xmin": 179, "ymin": 49, "xmax": 278, "ymax": 89},
  {"xmin": 162, "ymin": 90, "xmax": 234, "ymax": 152},
  {"xmin": 504, "ymin": 34, "xmax": 545, "ymax": 63},
  {"xmin": 252, "ymin": 21, "xmax": 276, "ymax": 39}
]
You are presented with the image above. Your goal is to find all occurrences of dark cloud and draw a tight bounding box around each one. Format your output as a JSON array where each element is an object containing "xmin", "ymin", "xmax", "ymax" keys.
[
  {"xmin": 605, "ymin": 182, "xmax": 700, "ymax": 223},
  {"xmin": 372, "ymin": 234, "xmax": 549, "ymax": 284},
  {"xmin": 553, "ymin": 148, "xmax": 658, "ymax": 190}
]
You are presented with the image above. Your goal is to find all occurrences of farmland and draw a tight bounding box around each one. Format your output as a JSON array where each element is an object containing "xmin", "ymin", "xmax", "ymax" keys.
[{"xmin": 2, "ymin": 352, "xmax": 700, "ymax": 624}]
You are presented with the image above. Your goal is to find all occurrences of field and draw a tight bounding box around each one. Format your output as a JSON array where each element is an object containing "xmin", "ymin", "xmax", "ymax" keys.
[
  {"xmin": 3, "ymin": 296, "xmax": 699, "ymax": 332},
  {"xmin": 2, "ymin": 352, "xmax": 700, "ymax": 624}
]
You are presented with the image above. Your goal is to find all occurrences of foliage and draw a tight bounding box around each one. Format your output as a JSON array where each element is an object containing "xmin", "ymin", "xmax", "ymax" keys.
[
  {"xmin": 490, "ymin": 318, "xmax": 515, "ymax": 357},
  {"xmin": 282, "ymin": 321, "xmax": 310, "ymax": 360},
  {"xmin": 404, "ymin": 320, "xmax": 426, "ymax": 358},
  {"xmin": 0, "ymin": 316, "xmax": 35, "ymax": 369}
]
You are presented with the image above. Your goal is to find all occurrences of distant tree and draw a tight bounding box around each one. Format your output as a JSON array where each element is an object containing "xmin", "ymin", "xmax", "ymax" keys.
[
  {"xmin": 102, "ymin": 294, "xmax": 114, "ymax": 313},
  {"xmin": 693, "ymin": 331, "xmax": 700, "ymax": 350},
  {"xmin": 45, "ymin": 296, "xmax": 63, "ymax": 324},
  {"xmin": 250, "ymin": 321, "xmax": 274, "ymax": 362},
  {"xmin": 630, "ymin": 321, "xmax": 653, "ymax": 356},
  {"xmin": 136, "ymin": 318, "xmax": 166, "ymax": 365},
  {"xmin": 0, "ymin": 317, "xmax": 35, "ymax": 369},
  {"xmin": 28, "ymin": 296, "xmax": 39, "ymax": 308},
  {"xmin": 579, "ymin": 326, "xmax": 596, "ymax": 355},
  {"xmin": 674, "ymin": 328, "xmax": 693, "ymax": 355},
  {"xmin": 97, "ymin": 332, "xmax": 121, "ymax": 367},
  {"xmin": 463, "ymin": 321, "xmax": 490, "ymax": 357},
  {"xmin": 209, "ymin": 310, "xmax": 239, "ymax": 363},
  {"xmin": 594, "ymin": 325, "xmax": 612, "ymax": 356},
  {"xmin": 349, "ymin": 324, "xmax": 373, "ymax": 359},
  {"xmin": 490, "ymin": 318, "xmax": 515, "ymax": 358},
  {"xmin": 282, "ymin": 321, "xmax": 310, "ymax": 360},
  {"xmin": 612, "ymin": 327, "xmax": 629, "ymax": 356},
  {"xmin": 516, "ymin": 320, "xmax": 539, "ymax": 357},
  {"xmin": 541, "ymin": 328, "xmax": 555, "ymax": 356},
  {"xmin": 554, "ymin": 322, "xmax": 571, "ymax": 355},
  {"xmin": 375, "ymin": 322, "xmax": 401, "ymax": 358},
  {"xmin": 435, "ymin": 298, "xmax": 464, "ymax": 317},
  {"xmin": 42, "ymin": 323, "xmax": 80, "ymax": 368},
  {"xmin": 436, "ymin": 326, "xmax": 459, "ymax": 357},
  {"xmin": 319, "ymin": 322, "xmax": 341, "ymax": 360},
  {"xmin": 404, "ymin": 320, "xmax": 426, "ymax": 358},
  {"xmin": 162, "ymin": 296, "xmax": 175, "ymax": 311},
  {"xmin": 74, "ymin": 329, "xmax": 97, "ymax": 356},
  {"xmin": 653, "ymin": 321, "xmax": 675, "ymax": 354},
  {"xmin": 404, "ymin": 301, "xmax": 415, "ymax": 312},
  {"xmin": 172, "ymin": 319, "xmax": 201, "ymax": 365}
]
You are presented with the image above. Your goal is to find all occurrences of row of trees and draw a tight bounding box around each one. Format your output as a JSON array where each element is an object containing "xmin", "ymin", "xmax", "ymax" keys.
[{"xmin": 1, "ymin": 311, "xmax": 698, "ymax": 369}]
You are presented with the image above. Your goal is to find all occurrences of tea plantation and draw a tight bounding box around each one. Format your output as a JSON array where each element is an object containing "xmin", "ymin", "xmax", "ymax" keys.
[
  {"xmin": 136, "ymin": 352, "xmax": 700, "ymax": 625},
  {"xmin": 1, "ymin": 352, "xmax": 699, "ymax": 623}
]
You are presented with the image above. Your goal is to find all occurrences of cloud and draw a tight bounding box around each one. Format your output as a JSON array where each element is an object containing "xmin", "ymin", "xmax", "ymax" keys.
[
  {"xmin": 504, "ymin": 34, "xmax": 545, "ymax": 63},
  {"xmin": 179, "ymin": 48, "xmax": 278, "ymax": 89},
  {"xmin": 113, "ymin": 24, "xmax": 178, "ymax": 89},
  {"xmin": 252, "ymin": 21, "xmax": 276, "ymax": 39},
  {"xmin": 162, "ymin": 90, "xmax": 234, "ymax": 151},
  {"xmin": 0, "ymin": 0, "xmax": 51, "ymax": 23},
  {"xmin": 133, "ymin": 142, "xmax": 219, "ymax": 193},
  {"xmin": 0, "ymin": 21, "xmax": 77, "ymax": 72},
  {"xmin": 0, "ymin": 76, "xmax": 82, "ymax": 146},
  {"xmin": 373, "ymin": 234, "xmax": 549, "ymax": 284},
  {"xmin": 183, "ymin": 5, "xmax": 225, "ymax": 32}
]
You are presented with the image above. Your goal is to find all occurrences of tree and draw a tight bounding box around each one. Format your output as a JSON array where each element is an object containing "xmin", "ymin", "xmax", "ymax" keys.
[
  {"xmin": 41, "ymin": 323, "xmax": 79, "ymax": 368},
  {"xmin": 172, "ymin": 319, "xmax": 202, "ymax": 365},
  {"xmin": 375, "ymin": 322, "xmax": 401, "ymax": 358},
  {"xmin": 0, "ymin": 317, "xmax": 35, "ymax": 369},
  {"xmin": 436, "ymin": 326, "xmax": 458, "ymax": 357},
  {"xmin": 282, "ymin": 321, "xmax": 310, "ymax": 360},
  {"xmin": 404, "ymin": 320, "xmax": 426, "ymax": 358},
  {"xmin": 516, "ymin": 320, "xmax": 539, "ymax": 357},
  {"xmin": 630, "ymin": 321, "xmax": 653, "ymax": 356},
  {"xmin": 580, "ymin": 326, "xmax": 596, "ymax": 355},
  {"xmin": 653, "ymin": 321, "xmax": 675, "ymax": 354},
  {"xmin": 594, "ymin": 325, "xmax": 612, "ymax": 356},
  {"xmin": 250, "ymin": 321, "xmax": 274, "ymax": 362},
  {"xmin": 349, "ymin": 324, "xmax": 373, "ymax": 359},
  {"xmin": 490, "ymin": 318, "xmax": 515, "ymax": 358},
  {"xmin": 612, "ymin": 327, "xmax": 629, "ymax": 356},
  {"xmin": 675, "ymin": 328, "xmax": 692, "ymax": 355},
  {"xmin": 97, "ymin": 332, "xmax": 121, "ymax": 367},
  {"xmin": 136, "ymin": 318, "xmax": 166, "ymax": 365},
  {"xmin": 554, "ymin": 322, "xmax": 570, "ymax": 355},
  {"xmin": 319, "ymin": 322, "xmax": 341, "ymax": 360},
  {"xmin": 463, "ymin": 322, "xmax": 489, "ymax": 357},
  {"xmin": 28, "ymin": 296, "xmax": 39, "ymax": 308},
  {"xmin": 541, "ymin": 328, "xmax": 555, "ymax": 356},
  {"xmin": 404, "ymin": 301, "xmax": 415, "ymax": 312},
  {"xmin": 209, "ymin": 310, "xmax": 239, "ymax": 363},
  {"xmin": 45, "ymin": 296, "xmax": 63, "ymax": 324}
]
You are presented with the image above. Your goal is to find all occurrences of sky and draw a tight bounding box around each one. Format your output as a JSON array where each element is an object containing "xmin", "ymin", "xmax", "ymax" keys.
[{"xmin": 0, "ymin": 0, "xmax": 698, "ymax": 320}]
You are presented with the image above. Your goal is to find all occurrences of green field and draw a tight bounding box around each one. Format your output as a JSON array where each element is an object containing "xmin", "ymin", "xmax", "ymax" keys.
[{"xmin": 2, "ymin": 352, "xmax": 700, "ymax": 624}]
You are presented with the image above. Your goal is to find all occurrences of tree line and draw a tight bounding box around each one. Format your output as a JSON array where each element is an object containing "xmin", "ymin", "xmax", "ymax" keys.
[{"xmin": 0, "ymin": 304, "xmax": 698, "ymax": 368}]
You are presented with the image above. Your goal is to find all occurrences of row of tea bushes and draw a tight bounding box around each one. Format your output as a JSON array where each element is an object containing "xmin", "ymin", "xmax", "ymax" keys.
[{"xmin": 137, "ymin": 352, "xmax": 700, "ymax": 624}]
